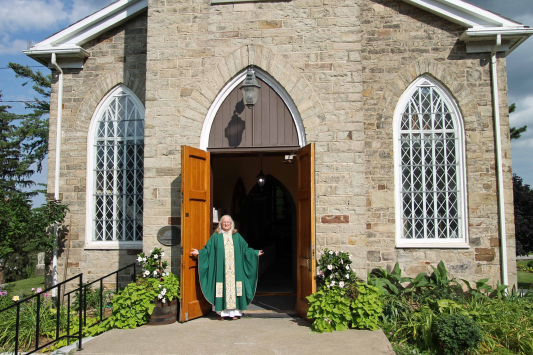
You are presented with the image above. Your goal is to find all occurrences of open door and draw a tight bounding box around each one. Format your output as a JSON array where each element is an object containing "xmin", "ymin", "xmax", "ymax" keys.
[
  {"xmin": 295, "ymin": 143, "xmax": 315, "ymax": 320},
  {"xmin": 180, "ymin": 146, "xmax": 212, "ymax": 322}
]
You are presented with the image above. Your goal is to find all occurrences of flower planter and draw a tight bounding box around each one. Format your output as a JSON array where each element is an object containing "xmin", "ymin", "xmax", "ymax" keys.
[{"xmin": 147, "ymin": 298, "xmax": 178, "ymax": 325}]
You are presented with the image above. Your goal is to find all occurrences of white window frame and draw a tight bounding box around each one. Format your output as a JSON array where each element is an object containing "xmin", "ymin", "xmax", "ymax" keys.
[
  {"xmin": 393, "ymin": 75, "xmax": 469, "ymax": 249},
  {"xmin": 85, "ymin": 85, "xmax": 144, "ymax": 249}
]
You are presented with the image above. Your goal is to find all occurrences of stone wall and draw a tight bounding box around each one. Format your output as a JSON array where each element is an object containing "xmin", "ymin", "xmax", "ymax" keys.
[
  {"xmin": 47, "ymin": 13, "xmax": 148, "ymax": 287},
  {"xmin": 144, "ymin": 0, "xmax": 368, "ymax": 275},
  {"xmin": 47, "ymin": 0, "xmax": 517, "ymax": 289},
  {"xmin": 360, "ymin": 0, "xmax": 516, "ymax": 286}
]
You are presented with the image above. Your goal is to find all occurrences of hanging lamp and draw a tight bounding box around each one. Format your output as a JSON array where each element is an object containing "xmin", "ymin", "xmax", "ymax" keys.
[{"xmin": 257, "ymin": 154, "xmax": 266, "ymax": 189}]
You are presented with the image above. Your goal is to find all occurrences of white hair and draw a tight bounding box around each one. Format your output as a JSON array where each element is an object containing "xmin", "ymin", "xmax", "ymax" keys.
[{"xmin": 215, "ymin": 215, "xmax": 237, "ymax": 234}]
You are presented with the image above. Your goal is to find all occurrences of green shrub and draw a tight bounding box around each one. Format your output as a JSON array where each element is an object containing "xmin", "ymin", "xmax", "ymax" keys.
[
  {"xmin": 477, "ymin": 298, "xmax": 533, "ymax": 354},
  {"xmin": 72, "ymin": 285, "xmax": 114, "ymax": 313},
  {"xmin": 350, "ymin": 282, "xmax": 382, "ymax": 331},
  {"xmin": 87, "ymin": 273, "xmax": 180, "ymax": 335},
  {"xmin": 527, "ymin": 260, "xmax": 533, "ymax": 269},
  {"xmin": 307, "ymin": 282, "xmax": 382, "ymax": 333},
  {"xmin": 0, "ymin": 291, "xmax": 68, "ymax": 352},
  {"xmin": 316, "ymin": 249, "xmax": 357, "ymax": 289},
  {"xmin": 433, "ymin": 313, "xmax": 482, "ymax": 355},
  {"xmin": 306, "ymin": 286, "xmax": 352, "ymax": 333}
]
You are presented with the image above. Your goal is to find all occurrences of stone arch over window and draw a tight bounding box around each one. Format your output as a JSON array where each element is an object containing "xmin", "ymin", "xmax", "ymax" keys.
[
  {"xmin": 85, "ymin": 85, "xmax": 144, "ymax": 248},
  {"xmin": 393, "ymin": 75, "xmax": 468, "ymax": 248},
  {"xmin": 76, "ymin": 71, "xmax": 145, "ymax": 132}
]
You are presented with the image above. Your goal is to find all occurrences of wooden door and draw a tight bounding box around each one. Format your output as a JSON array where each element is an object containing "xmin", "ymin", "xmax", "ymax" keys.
[
  {"xmin": 295, "ymin": 143, "xmax": 315, "ymax": 320},
  {"xmin": 180, "ymin": 146, "xmax": 212, "ymax": 322}
]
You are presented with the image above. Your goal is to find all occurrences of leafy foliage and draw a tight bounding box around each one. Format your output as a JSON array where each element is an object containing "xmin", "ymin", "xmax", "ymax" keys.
[
  {"xmin": 0, "ymin": 93, "xmax": 36, "ymax": 196},
  {"xmin": 72, "ymin": 285, "xmax": 114, "ymax": 313},
  {"xmin": 377, "ymin": 261, "xmax": 533, "ymax": 355},
  {"xmin": 87, "ymin": 273, "xmax": 180, "ymax": 335},
  {"xmin": 0, "ymin": 193, "xmax": 69, "ymax": 281},
  {"xmin": 137, "ymin": 247, "xmax": 169, "ymax": 280},
  {"xmin": 433, "ymin": 313, "xmax": 482, "ymax": 355},
  {"xmin": 367, "ymin": 262, "xmax": 412, "ymax": 296},
  {"xmin": 7, "ymin": 63, "xmax": 51, "ymax": 175},
  {"xmin": 513, "ymin": 174, "xmax": 533, "ymax": 255},
  {"xmin": 0, "ymin": 289, "xmax": 66, "ymax": 352},
  {"xmin": 307, "ymin": 287, "xmax": 352, "ymax": 333},
  {"xmin": 315, "ymin": 248, "xmax": 357, "ymax": 289},
  {"xmin": 308, "ymin": 249, "xmax": 381, "ymax": 333},
  {"xmin": 509, "ymin": 103, "xmax": 527, "ymax": 140},
  {"xmin": 349, "ymin": 282, "xmax": 382, "ymax": 331}
]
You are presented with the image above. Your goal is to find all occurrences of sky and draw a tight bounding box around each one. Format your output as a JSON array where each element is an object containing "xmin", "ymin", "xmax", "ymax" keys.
[{"xmin": 0, "ymin": 0, "xmax": 532, "ymax": 207}]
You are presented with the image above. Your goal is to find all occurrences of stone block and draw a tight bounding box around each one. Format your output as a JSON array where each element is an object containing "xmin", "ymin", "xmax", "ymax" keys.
[
  {"xmin": 367, "ymin": 250, "xmax": 381, "ymax": 262},
  {"xmin": 321, "ymin": 215, "xmax": 349, "ymax": 223},
  {"xmin": 475, "ymin": 248, "xmax": 495, "ymax": 261}
]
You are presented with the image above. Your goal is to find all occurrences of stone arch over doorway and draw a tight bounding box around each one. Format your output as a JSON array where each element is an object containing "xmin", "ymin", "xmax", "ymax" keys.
[{"xmin": 179, "ymin": 45, "xmax": 325, "ymax": 149}]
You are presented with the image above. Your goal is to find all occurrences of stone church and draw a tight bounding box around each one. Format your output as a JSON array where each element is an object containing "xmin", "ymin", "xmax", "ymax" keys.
[{"xmin": 25, "ymin": 0, "xmax": 532, "ymax": 320}]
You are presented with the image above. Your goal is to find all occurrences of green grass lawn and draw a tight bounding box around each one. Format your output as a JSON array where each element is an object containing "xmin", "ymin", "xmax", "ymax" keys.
[
  {"xmin": 517, "ymin": 260, "xmax": 533, "ymax": 290},
  {"xmin": 5, "ymin": 276, "xmax": 45, "ymax": 298}
]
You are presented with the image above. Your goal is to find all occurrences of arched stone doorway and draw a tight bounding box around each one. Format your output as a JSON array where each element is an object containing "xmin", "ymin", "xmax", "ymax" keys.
[
  {"xmin": 180, "ymin": 67, "xmax": 315, "ymax": 322},
  {"xmin": 200, "ymin": 67, "xmax": 307, "ymax": 151}
]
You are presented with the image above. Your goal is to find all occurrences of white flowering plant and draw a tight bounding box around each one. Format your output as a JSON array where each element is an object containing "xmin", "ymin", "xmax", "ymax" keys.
[
  {"xmin": 316, "ymin": 248, "xmax": 357, "ymax": 289},
  {"xmin": 137, "ymin": 247, "xmax": 169, "ymax": 281}
]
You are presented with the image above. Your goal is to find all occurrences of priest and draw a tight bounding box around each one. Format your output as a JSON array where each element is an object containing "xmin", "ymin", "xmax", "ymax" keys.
[{"xmin": 190, "ymin": 215, "xmax": 264, "ymax": 320}]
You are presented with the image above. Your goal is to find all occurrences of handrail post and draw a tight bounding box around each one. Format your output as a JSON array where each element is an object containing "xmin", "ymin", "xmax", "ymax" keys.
[
  {"xmin": 78, "ymin": 273, "xmax": 83, "ymax": 351},
  {"xmin": 36, "ymin": 293, "xmax": 41, "ymax": 351},
  {"xmin": 15, "ymin": 302, "xmax": 20, "ymax": 355},
  {"xmin": 67, "ymin": 293, "xmax": 71, "ymax": 339},
  {"xmin": 100, "ymin": 279, "xmax": 103, "ymax": 322},
  {"xmin": 83, "ymin": 285, "xmax": 87, "ymax": 326},
  {"xmin": 56, "ymin": 284, "xmax": 61, "ymax": 341}
]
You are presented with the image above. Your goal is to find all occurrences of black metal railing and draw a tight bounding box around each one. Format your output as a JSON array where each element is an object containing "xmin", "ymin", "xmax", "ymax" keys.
[
  {"xmin": 0, "ymin": 263, "xmax": 136, "ymax": 355},
  {"xmin": 79, "ymin": 263, "xmax": 136, "ymax": 326}
]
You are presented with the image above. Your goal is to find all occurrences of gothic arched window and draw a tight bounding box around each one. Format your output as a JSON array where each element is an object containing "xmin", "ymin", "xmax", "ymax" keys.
[
  {"xmin": 87, "ymin": 85, "xmax": 144, "ymax": 246},
  {"xmin": 394, "ymin": 76, "xmax": 468, "ymax": 248}
]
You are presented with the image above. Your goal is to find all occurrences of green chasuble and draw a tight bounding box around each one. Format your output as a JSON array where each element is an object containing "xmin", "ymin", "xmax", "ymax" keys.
[{"xmin": 198, "ymin": 232, "xmax": 259, "ymax": 311}]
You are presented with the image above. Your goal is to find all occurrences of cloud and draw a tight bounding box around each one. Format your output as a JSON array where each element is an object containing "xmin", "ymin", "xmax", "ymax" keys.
[
  {"xmin": 68, "ymin": 0, "xmax": 116, "ymax": 24},
  {"xmin": 0, "ymin": 37, "xmax": 30, "ymax": 55},
  {"xmin": 0, "ymin": 0, "xmax": 68, "ymax": 33},
  {"xmin": 509, "ymin": 95, "xmax": 533, "ymax": 149},
  {"xmin": 0, "ymin": 0, "xmax": 116, "ymax": 37},
  {"xmin": 510, "ymin": 94, "xmax": 533, "ymax": 184}
]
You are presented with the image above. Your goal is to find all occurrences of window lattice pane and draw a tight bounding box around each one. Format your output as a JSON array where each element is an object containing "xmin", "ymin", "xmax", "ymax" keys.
[
  {"xmin": 400, "ymin": 84, "xmax": 460, "ymax": 240},
  {"xmin": 93, "ymin": 91, "xmax": 144, "ymax": 242}
]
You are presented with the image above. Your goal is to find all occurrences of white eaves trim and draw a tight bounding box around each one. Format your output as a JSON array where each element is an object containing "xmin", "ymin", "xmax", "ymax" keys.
[
  {"xmin": 403, "ymin": 0, "xmax": 523, "ymax": 28},
  {"xmin": 35, "ymin": 0, "xmax": 147, "ymax": 49},
  {"xmin": 25, "ymin": 0, "xmax": 147, "ymax": 68}
]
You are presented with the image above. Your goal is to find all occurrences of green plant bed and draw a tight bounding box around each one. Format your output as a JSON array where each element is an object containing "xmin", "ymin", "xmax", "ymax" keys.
[
  {"xmin": 517, "ymin": 261, "xmax": 533, "ymax": 289},
  {"xmin": 5, "ymin": 276, "xmax": 45, "ymax": 298}
]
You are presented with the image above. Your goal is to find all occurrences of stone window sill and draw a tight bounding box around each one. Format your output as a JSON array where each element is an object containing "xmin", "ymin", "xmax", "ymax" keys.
[
  {"xmin": 396, "ymin": 241, "xmax": 470, "ymax": 249},
  {"xmin": 211, "ymin": 0, "xmax": 286, "ymax": 4},
  {"xmin": 85, "ymin": 242, "xmax": 143, "ymax": 250}
]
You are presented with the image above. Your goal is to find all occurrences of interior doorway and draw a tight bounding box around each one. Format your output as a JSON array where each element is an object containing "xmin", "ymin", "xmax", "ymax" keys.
[{"xmin": 211, "ymin": 152, "xmax": 297, "ymax": 310}]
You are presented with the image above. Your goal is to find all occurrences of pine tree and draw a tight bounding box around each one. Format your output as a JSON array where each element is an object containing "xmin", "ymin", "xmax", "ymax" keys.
[{"xmin": 0, "ymin": 92, "xmax": 35, "ymax": 196}]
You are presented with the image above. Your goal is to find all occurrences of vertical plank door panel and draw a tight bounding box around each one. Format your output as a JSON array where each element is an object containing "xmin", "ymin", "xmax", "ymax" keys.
[
  {"xmin": 180, "ymin": 145, "xmax": 212, "ymax": 322},
  {"xmin": 295, "ymin": 143, "xmax": 315, "ymax": 320}
]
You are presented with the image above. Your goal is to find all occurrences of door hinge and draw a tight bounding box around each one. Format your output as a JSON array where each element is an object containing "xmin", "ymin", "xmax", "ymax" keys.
[{"xmin": 312, "ymin": 247, "xmax": 315, "ymax": 260}]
